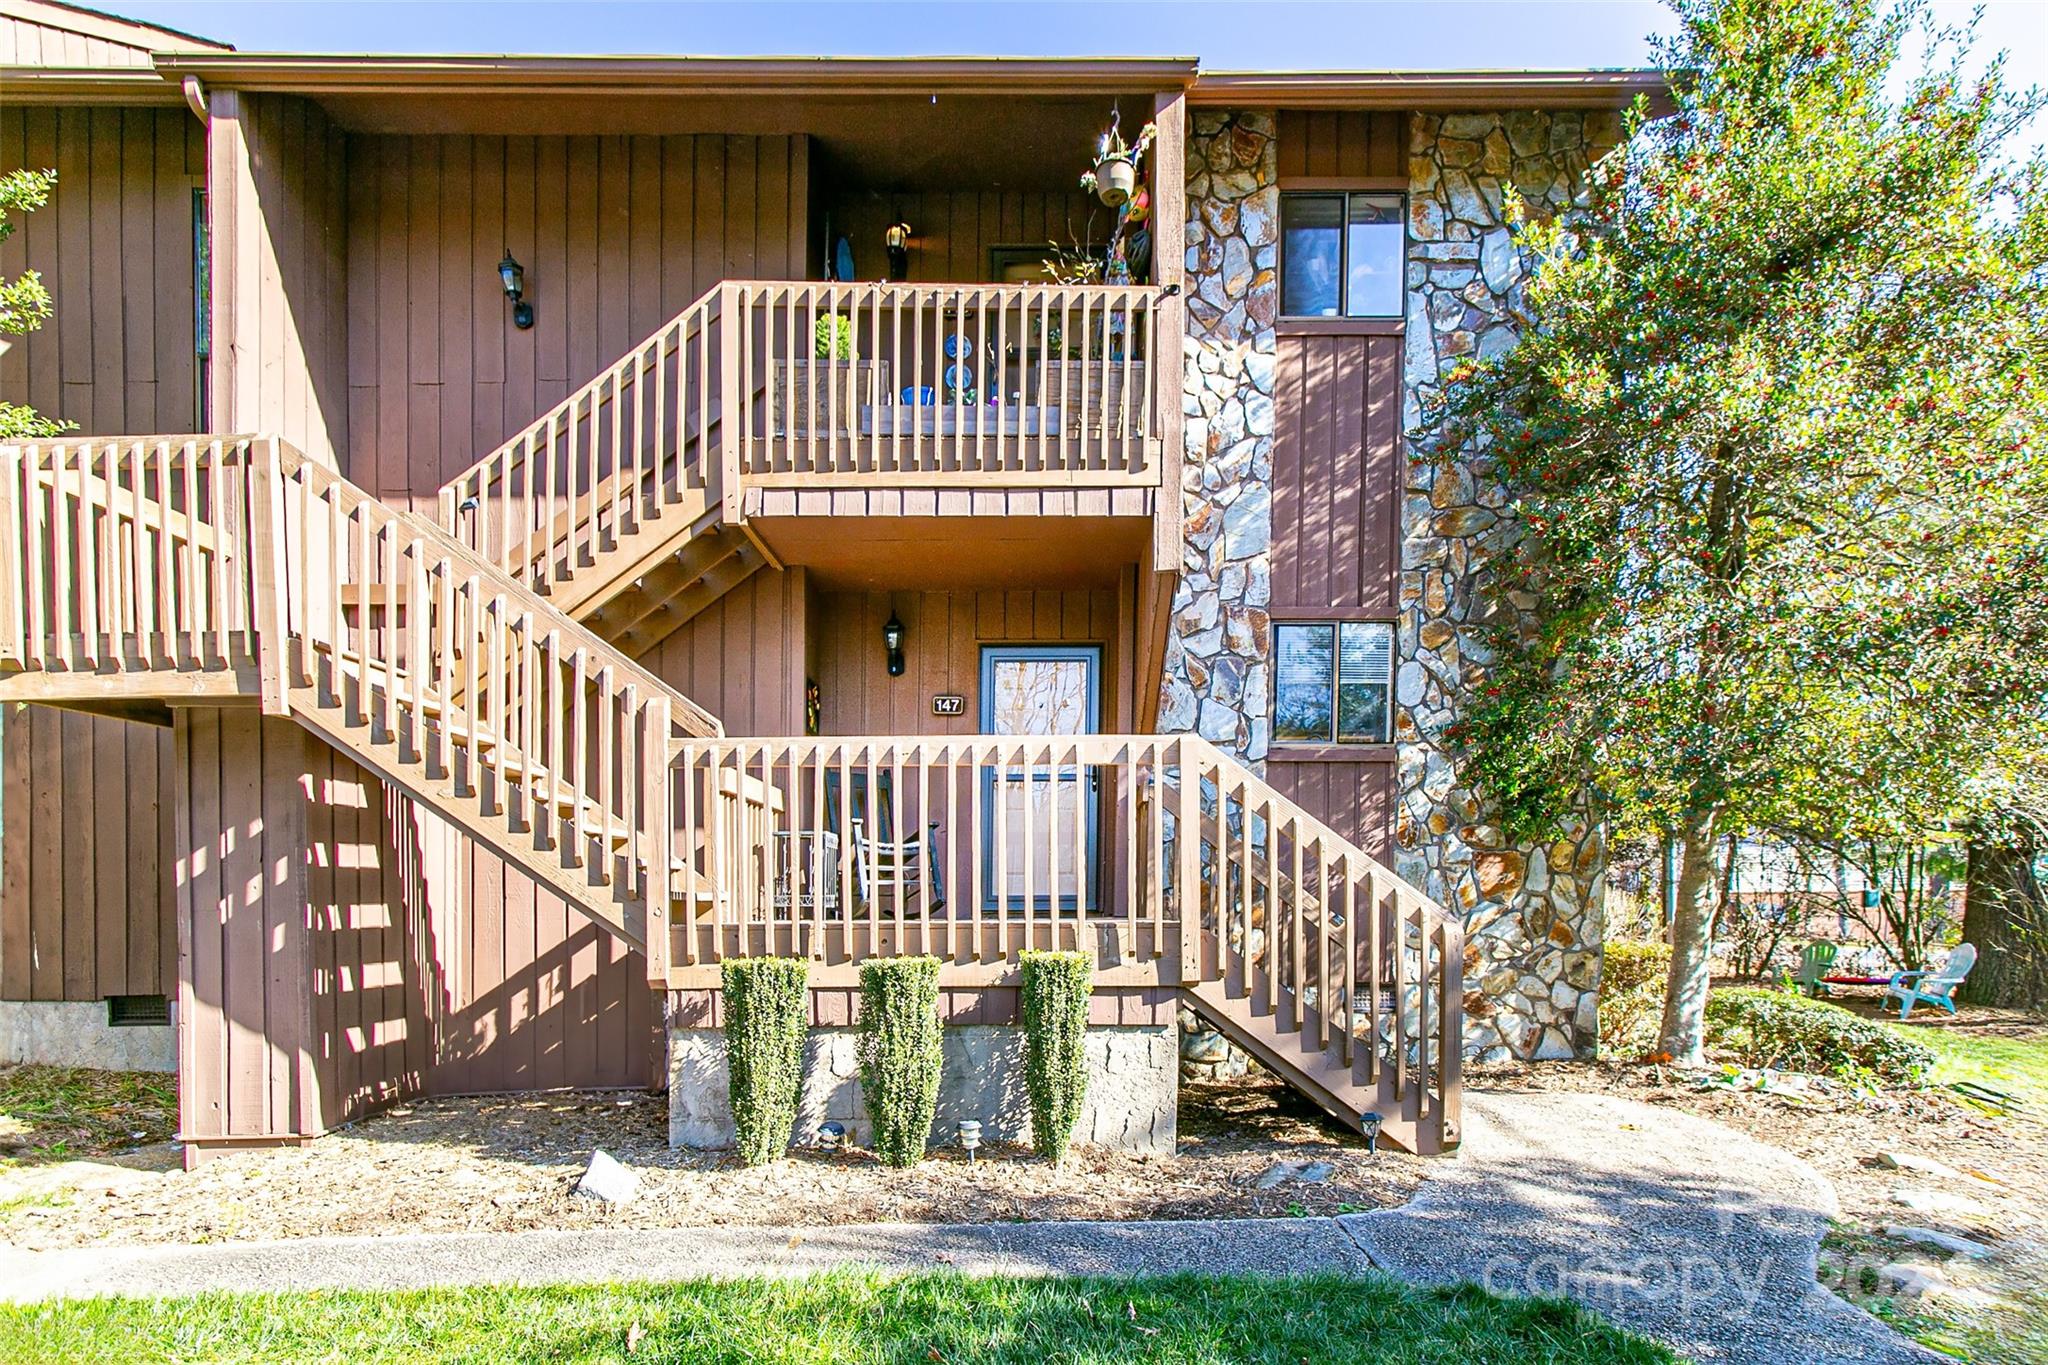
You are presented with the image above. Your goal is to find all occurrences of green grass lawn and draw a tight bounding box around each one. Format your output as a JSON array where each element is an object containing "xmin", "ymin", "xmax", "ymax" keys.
[
  {"xmin": 0, "ymin": 1270, "xmax": 1674, "ymax": 1364},
  {"xmin": 1914, "ymin": 1027, "xmax": 2048, "ymax": 1111}
]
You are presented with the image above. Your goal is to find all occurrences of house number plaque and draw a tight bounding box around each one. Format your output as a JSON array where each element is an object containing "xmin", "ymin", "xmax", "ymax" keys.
[{"xmin": 931, "ymin": 694, "xmax": 966, "ymax": 717}]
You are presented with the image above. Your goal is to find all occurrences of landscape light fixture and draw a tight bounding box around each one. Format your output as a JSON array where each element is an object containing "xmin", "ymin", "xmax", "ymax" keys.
[
  {"xmin": 498, "ymin": 249, "xmax": 534, "ymax": 330},
  {"xmin": 1360, "ymin": 1111, "xmax": 1384, "ymax": 1154},
  {"xmin": 817, "ymin": 1120, "xmax": 846, "ymax": 1153},
  {"xmin": 883, "ymin": 610, "xmax": 906, "ymax": 677},
  {"xmin": 956, "ymin": 1119, "xmax": 982, "ymax": 1162}
]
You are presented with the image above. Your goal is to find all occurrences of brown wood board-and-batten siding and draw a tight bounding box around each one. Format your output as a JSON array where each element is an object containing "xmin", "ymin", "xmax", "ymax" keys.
[
  {"xmin": 1275, "ymin": 110, "xmax": 1407, "ymax": 181},
  {"xmin": 810, "ymin": 584, "xmax": 1134, "ymax": 736},
  {"xmin": 821, "ymin": 187, "xmax": 1104, "ymax": 283},
  {"xmin": 173, "ymin": 710, "xmax": 431, "ymax": 1142},
  {"xmin": 0, "ymin": 104, "xmax": 203, "ymax": 1007},
  {"xmin": 0, "ymin": 105, "xmax": 205, "ymax": 437},
  {"xmin": 344, "ymin": 133, "xmax": 809, "ymax": 510},
  {"xmin": 1269, "ymin": 331, "xmax": 1403, "ymax": 617},
  {"xmin": 208, "ymin": 91, "xmax": 350, "ymax": 468},
  {"xmin": 1262, "ymin": 110, "xmax": 1408, "ymax": 855}
]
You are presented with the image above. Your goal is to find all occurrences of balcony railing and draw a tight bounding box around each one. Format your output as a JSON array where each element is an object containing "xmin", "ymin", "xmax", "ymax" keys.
[{"xmin": 728, "ymin": 282, "xmax": 1164, "ymax": 487}]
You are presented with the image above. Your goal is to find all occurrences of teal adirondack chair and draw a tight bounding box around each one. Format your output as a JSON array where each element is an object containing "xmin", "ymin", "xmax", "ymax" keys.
[
  {"xmin": 1793, "ymin": 942, "xmax": 1839, "ymax": 997},
  {"xmin": 1883, "ymin": 943, "xmax": 1977, "ymax": 1020}
]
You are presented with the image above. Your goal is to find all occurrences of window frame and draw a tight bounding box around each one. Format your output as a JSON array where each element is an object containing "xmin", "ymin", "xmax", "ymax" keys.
[
  {"xmin": 1269, "ymin": 618, "xmax": 1397, "ymax": 750},
  {"xmin": 1277, "ymin": 186, "xmax": 1408, "ymax": 323}
]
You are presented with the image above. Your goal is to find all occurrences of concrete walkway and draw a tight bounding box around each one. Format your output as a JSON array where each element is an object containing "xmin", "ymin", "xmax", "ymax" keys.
[{"xmin": 0, "ymin": 1090, "xmax": 1938, "ymax": 1364}]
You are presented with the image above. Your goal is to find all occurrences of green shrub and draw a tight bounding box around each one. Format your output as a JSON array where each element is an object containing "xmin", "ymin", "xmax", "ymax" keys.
[
  {"xmin": 720, "ymin": 957, "xmax": 810, "ymax": 1166},
  {"xmin": 1705, "ymin": 987, "xmax": 1934, "ymax": 1085},
  {"xmin": 857, "ymin": 956, "xmax": 943, "ymax": 1167},
  {"xmin": 814, "ymin": 314, "xmax": 855, "ymax": 359},
  {"xmin": 1020, "ymin": 950, "xmax": 1093, "ymax": 1163},
  {"xmin": 1597, "ymin": 939, "xmax": 1671, "ymax": 1058}
]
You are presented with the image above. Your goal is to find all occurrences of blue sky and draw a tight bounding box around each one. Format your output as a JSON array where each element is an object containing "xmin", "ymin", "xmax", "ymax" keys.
[
  {"xmin": 112, "ymin": 0, "xmax": 2048, "ymax": 150},
  {"xmin": 112, "ymin": 0, "xmax": 2046, "ymax": 77}
]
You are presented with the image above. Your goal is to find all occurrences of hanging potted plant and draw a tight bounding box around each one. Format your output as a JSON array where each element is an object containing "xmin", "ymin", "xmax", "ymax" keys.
[{"xmin": 1080, "ymin": 113, "xmax": 1156, "ymax": 209}]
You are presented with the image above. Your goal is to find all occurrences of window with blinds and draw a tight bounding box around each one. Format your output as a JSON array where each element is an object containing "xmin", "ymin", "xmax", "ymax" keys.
[{"xmin": 1273, "ymin": 621, "xmax": 1395, "ymax": 744}]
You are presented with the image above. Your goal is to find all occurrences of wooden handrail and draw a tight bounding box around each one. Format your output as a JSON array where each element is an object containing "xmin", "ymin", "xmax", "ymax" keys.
[
  {"xmin": 727, "ymin": 280, "xmax": 1164, "ymax": 485},
  {"xmin": 0, "ymin": 436, "xmax": 269, "ymax": 674},
  {"xmin": 438, "ymin": 289, "xmax": 726, "ymax": 594}
]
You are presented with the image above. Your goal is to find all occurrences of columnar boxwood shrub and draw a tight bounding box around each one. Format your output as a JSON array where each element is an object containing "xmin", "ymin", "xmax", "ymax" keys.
[
  {"xmin": 1705, "ymin": 987, "xmax": 1934, "ymax": 1086},
  {"xmin": 1020, "ymin": 950, "xmax": 1092, "ymax": 1163},
  {"xmin": 721, "ymin": 957, "xmax": 809, "ymax": 1166},
  {"xmin": 857, "ymin": 956, "xmax": 942, "ymax": 1167}
]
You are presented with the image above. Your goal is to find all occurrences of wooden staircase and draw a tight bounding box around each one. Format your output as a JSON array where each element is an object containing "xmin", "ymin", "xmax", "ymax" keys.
[
  {"xmin": 0, "ymin": 435, "xmax": 722, "ymax": 961},
  {"xmin": 437, "ymin": 286, "xmax": 767, "ymax": 654}
]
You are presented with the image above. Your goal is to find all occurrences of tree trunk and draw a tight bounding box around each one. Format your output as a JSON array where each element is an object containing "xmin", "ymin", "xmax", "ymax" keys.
[
  {"xmin": 1959, "ymin": 832, "xmax": 2048, "ymax": 1009},
  {"xmin": 1656, "ymin": 809, "xmax": 1723, "ymax": 1063}
]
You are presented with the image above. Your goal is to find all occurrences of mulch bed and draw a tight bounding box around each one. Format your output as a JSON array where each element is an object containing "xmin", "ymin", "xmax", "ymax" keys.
[{"xmin": 0, "ymin": 1072, "xmax": 1425, "ymax": 1249}]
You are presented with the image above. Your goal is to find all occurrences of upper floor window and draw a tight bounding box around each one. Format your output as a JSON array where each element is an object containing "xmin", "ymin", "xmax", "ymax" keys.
[
  {"xmin": 1280, "ymin": 192, "xmax": 1404, "ymax": 319},
  {"xmin": 1273, "ymin": 621, "xmax": 1395, "ymax": 745}
]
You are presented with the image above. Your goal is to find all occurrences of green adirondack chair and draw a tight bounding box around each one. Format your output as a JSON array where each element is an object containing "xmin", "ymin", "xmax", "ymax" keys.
[{"xmin": 1793, "ymin": 941, "xmax": 1839, "ymax": 997}]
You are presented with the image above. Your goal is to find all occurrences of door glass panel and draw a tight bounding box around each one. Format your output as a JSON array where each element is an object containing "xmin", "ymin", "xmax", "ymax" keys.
[
  {"xmin": 989, "ymin": 658, "xmax": 1092, "ymax": 736},
  {"xmin": 983, "ymin": 650, "xmax": 1098, "ymax": 910}
]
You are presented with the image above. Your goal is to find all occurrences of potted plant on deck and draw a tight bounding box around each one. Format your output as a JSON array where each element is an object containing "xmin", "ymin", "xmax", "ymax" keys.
[{"xmin": 1080, "ymin": 113, "xmax": 1156, "ymax": 209}]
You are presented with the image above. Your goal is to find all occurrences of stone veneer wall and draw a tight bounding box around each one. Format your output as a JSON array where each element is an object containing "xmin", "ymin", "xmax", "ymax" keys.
[
  {"xmin": 1167, "ymin": 106, "xmax": 1619, "ymax": 1063},
  {"xmin": 671, "ymin": 1024, "xmax": 1178, "ymax": 1155},
  {"xmin": 1160, "ymin": 109, "xmax": 1279, "ymax": 758},
  {"xmin": 1399, "ymin": 111, "xmax": 1619, "ymax": 1062}
]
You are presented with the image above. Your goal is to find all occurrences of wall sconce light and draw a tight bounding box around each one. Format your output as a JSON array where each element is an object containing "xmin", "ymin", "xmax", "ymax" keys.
[
  {"xmin": 884, "ymin": 220, "xmax": 912, "ymax": 282},
  {"xmin": 883, "ymin": 611, "xmax": 906, "ymax": 677},
  {"xmin": 498, "ymin": 248, "xmax": 534, "ymax": 330},
  {"xmin": 1360, "ymin": 1111, "xmax": 1384, "ymax": 1155}
]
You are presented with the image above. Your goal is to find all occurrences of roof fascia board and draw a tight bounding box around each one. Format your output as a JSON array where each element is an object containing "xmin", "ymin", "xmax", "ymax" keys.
[
  {"xmin": 147, "ymin": 53, "xmax": 1201, "ymax": 97},
  {"xmin": 0, "ymin": 63, "xmax": 184, "ymax": 103},
  {"xmin": 1189, "ymin": 69, "xmax": 1668, "ymax": 109}
]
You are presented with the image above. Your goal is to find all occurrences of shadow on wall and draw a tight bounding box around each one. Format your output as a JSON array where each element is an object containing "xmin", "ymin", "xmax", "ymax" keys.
[{"xmin": 388, "ymin": 793, "xmax": 661, "ymax": 1098}]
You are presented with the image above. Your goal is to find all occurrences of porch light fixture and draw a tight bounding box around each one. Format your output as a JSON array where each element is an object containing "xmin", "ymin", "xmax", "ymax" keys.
[
  {"xmin": 883, "ymin": 611, "xmax": 906, "ymax": 677},
  {"xmin": 816, "ymin": 1120, "xmax": 846, "ymax": 1153},
  {"xmin": 884, "ymin": 220, "xmax": 912, "ymax": 282},
  {"xmin": 498, "ymin": 249, "xmax": 534, "ymax": 330},
  {"xmin": 1360, "ymin": 1111, "xmax": 1384, "ymax": 1154},
  {"xmin": 957, "ymin": 1119, "xmax": 982, "ymax": 1162}
]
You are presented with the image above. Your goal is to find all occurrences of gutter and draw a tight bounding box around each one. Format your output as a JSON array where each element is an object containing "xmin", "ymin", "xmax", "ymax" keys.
[
  {"xmin": 1190, "ymin": 68, "xmax": 1670, "ymax": 110},
  {"xmin": 146, "ymin": 52, "xmax": 1203, "ymax": 97}
]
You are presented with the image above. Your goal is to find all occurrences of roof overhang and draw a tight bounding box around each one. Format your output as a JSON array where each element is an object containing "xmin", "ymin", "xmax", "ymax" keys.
[
  {"xmin": 148, "ymin": 53, "xmax": 1203, "ymax": 97},
  {"xmin": 0, "ymin": 63, "xmax": 184, "ymax": 104},
  {"xmin": 1190, "ymin": 69, "xmax": 1668, "ymax": 110}
]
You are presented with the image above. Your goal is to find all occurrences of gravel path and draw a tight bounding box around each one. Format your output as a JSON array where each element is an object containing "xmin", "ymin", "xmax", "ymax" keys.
[
  {"xmin": 1339, "ymin": 1090, "xmax": 1942, "ymax": 1364},
  {"xmin": 0, "ymin": 1090, "xmax": 1937, "ymax": 1363}
]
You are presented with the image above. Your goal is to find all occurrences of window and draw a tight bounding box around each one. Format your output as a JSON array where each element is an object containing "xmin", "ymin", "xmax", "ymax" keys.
[
  {"xmin": 1273, "ymin": 621, "xmax": 1395, "ymax": 744},
  {"xmin": 1280, "ymin": 192, "xmax": 1404, "ymax": 318}
]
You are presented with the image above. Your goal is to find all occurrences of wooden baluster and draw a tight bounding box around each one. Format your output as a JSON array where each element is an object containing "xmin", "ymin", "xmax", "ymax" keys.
[
  {"xmin": 19, "ymin": 447, "xmax": 45, "ymax": 667},
  {"xmin": 968, "ymin": 739, "xmax": 986, "ymax": 963},
  {"xmin": 596, "ymin": 663, "xmax": 616, "ymax": 884},
  {"xmin": 678, "ymin": 746, "xmax": 698, "ymax": 965}
]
